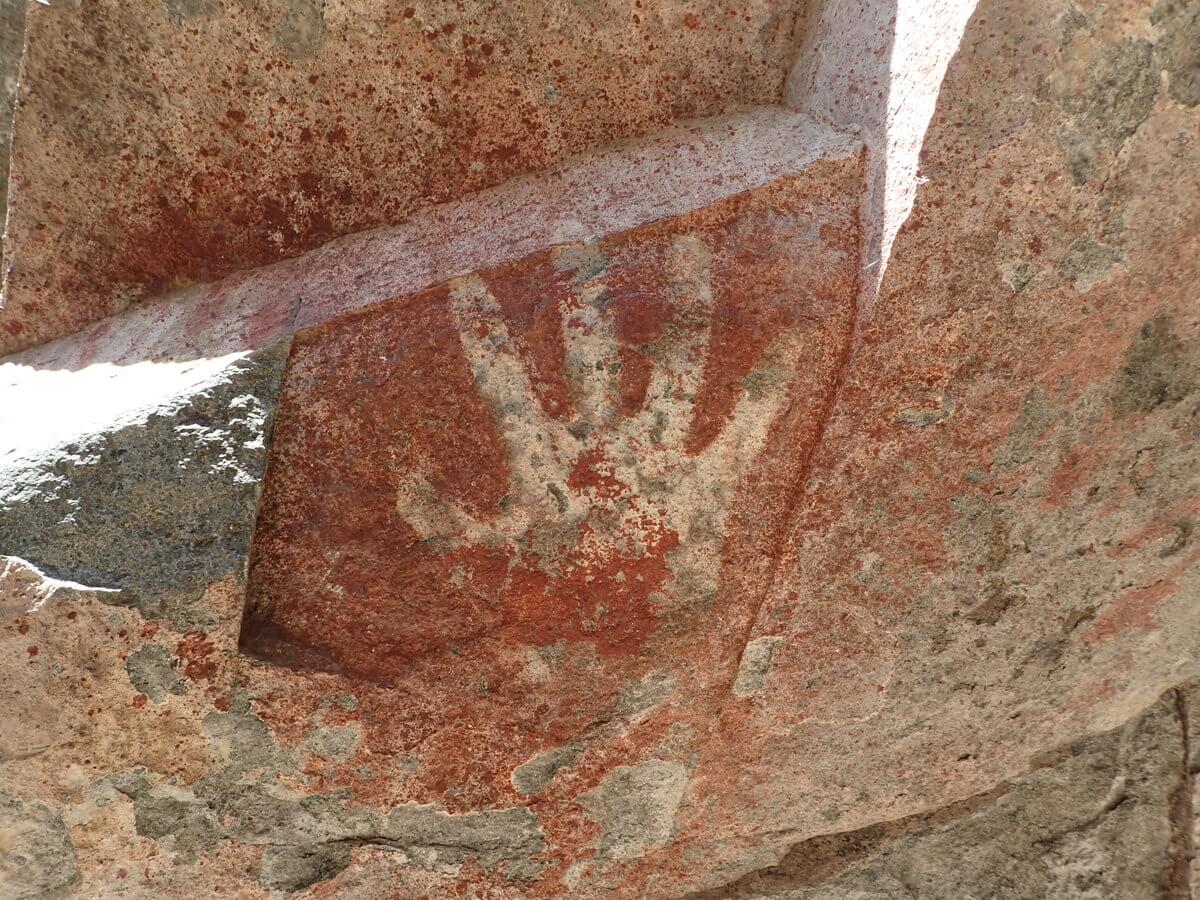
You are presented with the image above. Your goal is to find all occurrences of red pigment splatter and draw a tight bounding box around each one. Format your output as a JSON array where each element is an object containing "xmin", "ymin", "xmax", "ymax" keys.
[
  {"xmin": 176, "ymin": 632, "xmax": 219, "ymax": 680},
  {"xmin": 568, "ymin": 447, "xmax": 627, "ymax": 500},
  {"xmin": 1084, "ymin": 550, "xmax": 1200, "ymax": 643}
]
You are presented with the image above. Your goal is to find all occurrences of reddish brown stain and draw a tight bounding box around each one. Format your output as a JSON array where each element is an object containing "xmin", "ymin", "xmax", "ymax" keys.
[
  {"xmin": 2, "ymin": 2, "xmax": 812, "ymax": 354},
  {"xmin": 1084, "ymin": 550, "xmax": 1200, "ymax": 643},
  {"xmin": 176, "ymin": 631, "xmax": 218, "ymax": 681},
  {"xmin": 568, "ymin": 446, "xmax": 627, "ymax": 499},
  {"xmin": 485, "ymin": 255, "xmax": 578, "ymax": 421}
]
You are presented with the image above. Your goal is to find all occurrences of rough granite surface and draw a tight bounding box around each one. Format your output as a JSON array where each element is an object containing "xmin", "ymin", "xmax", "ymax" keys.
[
  {"xmin": 0, "ymin": 0, "xmax": 25, "ymax": 271},
  {"xmin": 0, "ymin": 343, "xmax": 288, "ymax": 629}
]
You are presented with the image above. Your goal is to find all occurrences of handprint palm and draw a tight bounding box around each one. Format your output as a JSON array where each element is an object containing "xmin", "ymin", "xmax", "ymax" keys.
[
  {"xmin": 399, "ymin": 233, "xmax": 798, "ymax": 635},
  {"xmin": 245, "ymin": 181, "xmax": 856, "ymax": 674}
]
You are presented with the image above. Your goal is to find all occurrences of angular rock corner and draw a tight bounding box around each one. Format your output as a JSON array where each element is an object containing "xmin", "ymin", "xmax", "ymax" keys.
[{"xmin": 0, "ymin": 0, "xmax": 1197, "ymax": 897}]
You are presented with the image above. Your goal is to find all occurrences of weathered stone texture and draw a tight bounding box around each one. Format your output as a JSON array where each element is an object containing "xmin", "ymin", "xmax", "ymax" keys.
[
  {"xmin": 691, "ymin": 686, "xmax": 1190, "ymax": 899},
  {"xmin": 0, "ymin": 343, "xmax": 288, "ymax": 630},
  {"xmin": 0, "ymin": 0, "xmax": 813, "ymax": 354},
  {"xmin": 0, "ymin": 788, "xmax": 81, "ymax": 899},
  {"xmin": 650, "ymin": 0, "xmax": 1200, "ymax": 895},
  {"xmin": 0, "ymin": 0, "xmax": 1197, "ymax": 896},
  {"xmin": 0, "ymin": 0, "xmax": 26, "ymax": 269}
]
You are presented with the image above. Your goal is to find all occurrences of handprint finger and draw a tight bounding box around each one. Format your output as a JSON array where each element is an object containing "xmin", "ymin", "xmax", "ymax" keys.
[
  {"xmin": 447, "ymin": 275, "xmax": 572, "ymax": 528},
  {"xmin": 553, "ymin": 242, "xmax": 621, "ymax": 433},
  {"xmin": 705, "ymin": 332, "xmax": 808, "ymax": 473},
  {"xmin": 395, "ymin": 459, "xmax": 483, "ymax": 547},
  {"xmin": 637, "ymin": 233, "xmax": 714, "ymax": 448}
]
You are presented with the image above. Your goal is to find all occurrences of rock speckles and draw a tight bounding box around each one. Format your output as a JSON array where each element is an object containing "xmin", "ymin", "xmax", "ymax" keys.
[
  {"xmin": 0, "ymin": 345, "xmax": 287, "ymax": 629},
  {"xmin": 125, "ymin": 644, "xmax": 187, "ymax": 703},
  {"xmin": 0, "ymin": 0, "xmax": 811, "ymax": 354}
]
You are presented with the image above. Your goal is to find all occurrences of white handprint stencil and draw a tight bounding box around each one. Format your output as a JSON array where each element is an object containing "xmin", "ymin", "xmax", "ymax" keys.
[
  {"xmin": 246, "ymin": 177, "xmax": 858, "ymax": 674},
  {"xmin": 395, "ymin": 234, "xmax": 800, "ymax": 613}
]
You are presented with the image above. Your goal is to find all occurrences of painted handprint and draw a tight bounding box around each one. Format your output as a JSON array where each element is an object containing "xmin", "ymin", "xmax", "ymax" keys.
[{"xmin": 244, "ymin": 176, "xmax": 858, "ymax": 676}]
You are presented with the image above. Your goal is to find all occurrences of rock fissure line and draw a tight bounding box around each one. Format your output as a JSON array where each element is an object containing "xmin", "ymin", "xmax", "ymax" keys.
[
  {"xmin": 1167, "ymin": 687, "xmax": 1195, "ymax": 899},
  {"xmin": 714, "ymin": 169, "xmax": 864, "ymax": 708}
]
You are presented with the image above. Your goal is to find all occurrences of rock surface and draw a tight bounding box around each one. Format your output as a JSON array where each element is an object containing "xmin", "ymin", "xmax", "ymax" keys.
[
  {"xmin": 0, "ymin": 0, "xmax": 1198, "ymax": 897},
  {"xmin": 690, "ymin": 686, "xmax": 1191, "ymax": 899},
  {"xmin": 0, "ymin": 344, "xmax": 287, "ymax": 628},
  {"xmin": 0, "ymin": 0, "xmax": 813, "ymax": 354}
]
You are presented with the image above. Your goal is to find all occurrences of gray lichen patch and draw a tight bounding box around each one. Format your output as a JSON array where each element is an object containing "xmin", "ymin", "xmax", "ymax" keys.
[
  {"xmin": 274, "ymin": 0, "xmax": 325, "ymax": 60},
  {"xmin": 212, "ymin": 786, "xmax": 546, "ymax": 881},
  {"xmin": 125, "ymin": 644, "xmax": 187, "ymax": 703},
  {"xmin": 733, "ymin": 636, "xmax": 784, "ymax": 696},
  {"xmin": 201, "ymin": 708, "xmax": 296, "ymax": 778},
  {"xmin": 259, "ymin": 842, "xmax": 351, "ymax": 893},
  {"xmin": 1152, "ymin": 0, "xmax": 1200, "ymax": 106},
  {"xmin": 613, "ymin": 669, "xmax": 676, "ymax": 721},
  {"xmin": 301, "ymin": 723, "xmax": 361, "ymax": 761},
  {"xmin": 999, "ymin": 259, "xmax": 1037, "ymax": 293},
  {"xmin": 1082, "ymin": 39, "xmax": 1158, "ymax": 143},
  {"xmin": 195, "ymin": 708, "xmax": 545, "ymax": 881},
  {"xmin": 1061, "ymin": 236, "xmax": 1121, "ymax": 293},
  {"xmin": 0, "ymin": 0, "xmax": 26, "ymax": 270},
  {"xmin": 512, "ymin": 669, "xmax": 676, "ymax": 797},
  {"xmin": 1057, "ymin": 36, "xmax": 1158, "ymax": 182},
  {"xmin": 513, "ymin": 743, "xmax": 582, "ymax": 798},
  {"xmin": 0, "ymin": 789, "xmax": 81, "ymax": 900},
  {"xmin": 896, "ymin": 395, "xmax": 955, "ymax": 428},
  {"xmin": 161, "ymin": 0, "xmax": 214, "ymax": 27},
  {"xmin": 1111, "ymin": 315, "xmax": 1196, "ymax": 416},
  {"xmin": 134, "ymin": 793, "xmax": 223, "ymax": 860},
  {"xmin": 950, "ymin": 496, "xmax": 1016, "ymax": 573},
  {"xmin": 992, "ymin": 388, "xmax": 1055, "ymax": 471},
  {"xmin": 106, "ymin": 772, "xmax": 223, "ymax": 862},
  {"xmin": 0, "ymin": 344, "xmax": 288, "ymax": 630},
  {"xmin": 381, "ymin": 804, "xmax": 545, "ymax": 879},
  {"xmin": 579, "ymin": 759, "xmax": 688, "ymax": 860}
]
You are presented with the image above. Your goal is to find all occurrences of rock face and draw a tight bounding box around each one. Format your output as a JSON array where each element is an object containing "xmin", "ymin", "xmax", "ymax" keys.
[
  {"xmin": 243, "ymin": 160, "xmax": 862, "ymax": 678},
  {"xmin": 1, "ymin": 0, "xmax": 1198, "ymax": 897},
  {"xmin": 0, "ymin": 345, "xmax": 287, "ymax": 628},
  {"xmin": 691, "ymin": 687, "xmax": 1191, "ymax": 899},
  {"xmin": 0, "ymin": 0, "xmax": 812, "ymax": 355}
]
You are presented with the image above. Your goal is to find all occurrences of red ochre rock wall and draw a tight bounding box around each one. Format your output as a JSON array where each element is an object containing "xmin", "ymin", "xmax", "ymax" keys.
[
  {"xmin": 1, "ymin": 0, "xmax": 1199, "ymax": 896},
  {"xmin": 0, "ymin": 0, "xmax": 811, "ymax": 355}
]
